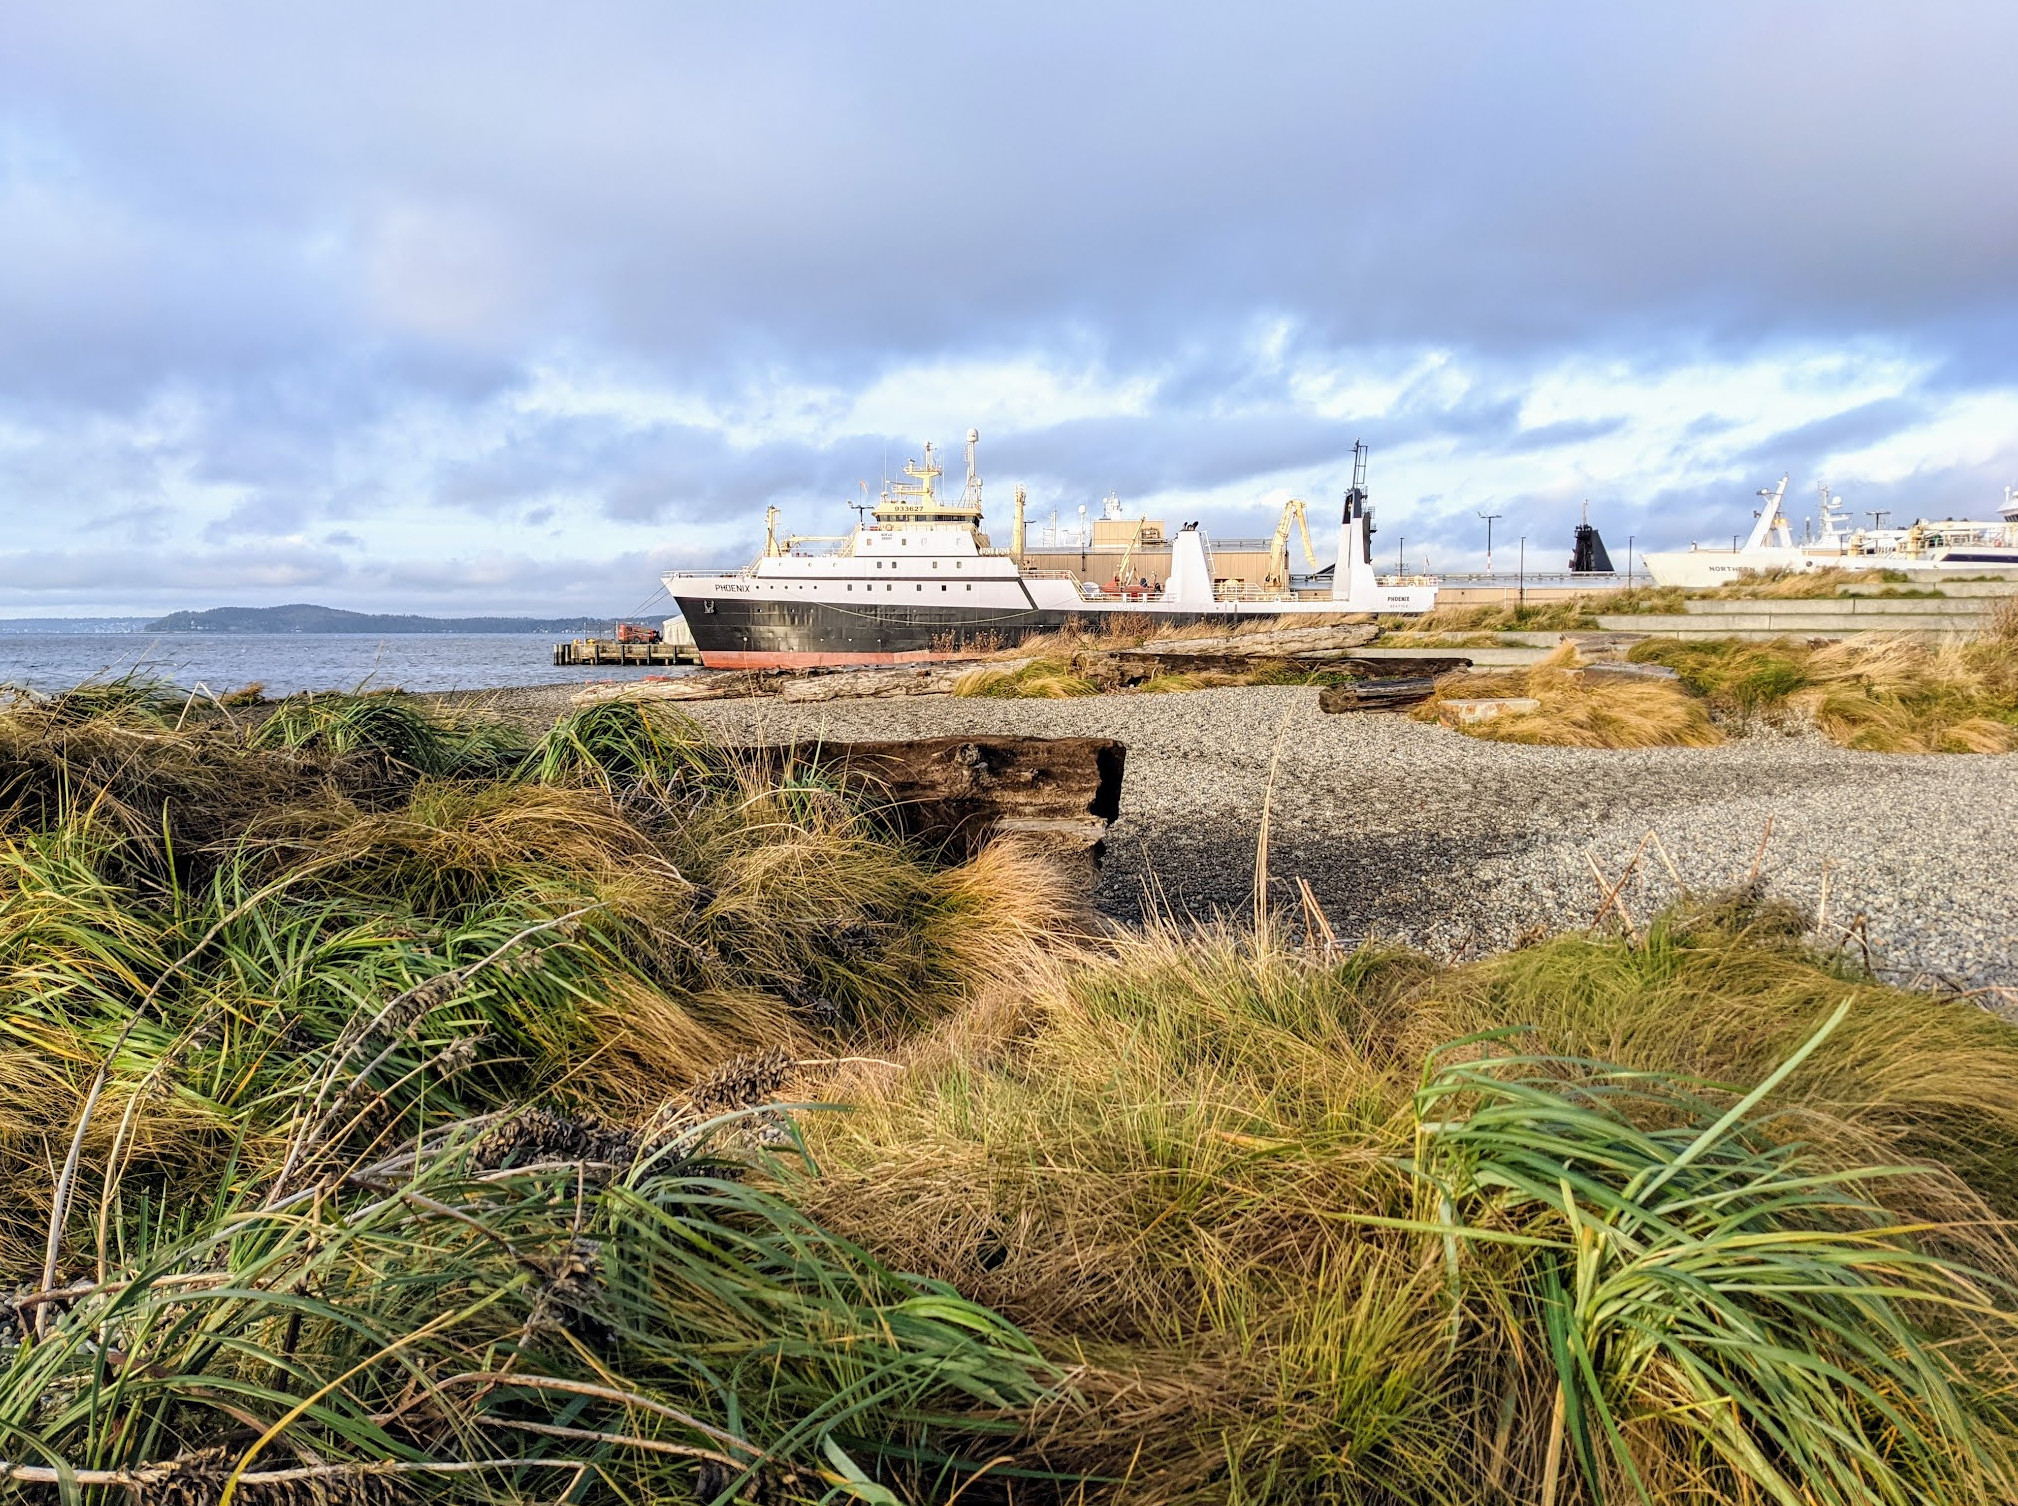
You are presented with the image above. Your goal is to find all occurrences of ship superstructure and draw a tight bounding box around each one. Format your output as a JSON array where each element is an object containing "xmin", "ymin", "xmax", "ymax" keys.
[
  {"xmin": 665, "ymin": 433, "xmax": 1436, "ymax": 669},
  {"xmin": 1642, "ymin": 476, "xmax": 2018, "ymax": 587}
]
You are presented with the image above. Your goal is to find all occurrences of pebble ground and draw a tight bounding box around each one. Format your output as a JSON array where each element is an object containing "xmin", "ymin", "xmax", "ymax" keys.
[{"xmin": 664, "ymin": 686, "xmax": 2018, "ymax": 994}]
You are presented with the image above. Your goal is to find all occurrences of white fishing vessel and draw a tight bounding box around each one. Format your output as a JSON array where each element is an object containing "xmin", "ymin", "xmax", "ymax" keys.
[
  {"xmin": 1641, "ymin": 477, "xmax": 2018, "ymax": 588},
  {"xmin": 665, "ymin": 434, "xmax": 1436, "ymax": 669}
]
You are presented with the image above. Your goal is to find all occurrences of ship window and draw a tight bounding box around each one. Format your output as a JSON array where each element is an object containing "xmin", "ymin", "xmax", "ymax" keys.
[
  {"xmin": 932, "ymin": 561, "xmax": 939, "ymax": 568},
  {"xmin": 965, "ymin": 584, "xmax": 972, "ymax": 591},
  {"xmin": 940, "ymin": 583, "xmax": 947, "ymax": 591}
]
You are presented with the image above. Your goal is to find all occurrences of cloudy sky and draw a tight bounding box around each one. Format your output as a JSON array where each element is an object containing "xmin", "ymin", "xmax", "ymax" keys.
[{"xmin": 2, "ymin": 2, "xmax": 2014, "ymax": 614}]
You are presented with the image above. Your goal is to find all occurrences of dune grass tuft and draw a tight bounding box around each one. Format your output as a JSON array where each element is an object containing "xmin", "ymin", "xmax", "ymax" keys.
[
  {"xmin": 9, "ymin": 673, "xmax": 2018, "ymax": 1501},
  {"xmin": 796, "ymin": 903, "xmax": 2018, "ymax": 1503},
  {"xmin": 1413, "ymin": 644, "xmax": 1724, "ymax": 749},
  {"xmin": 0, "ymin": 677, "xmax": 1095, "ymax": 1500},
  {"xmin": 1631, "ymin": 633, "xmax": 2018, "ymax": 752},
  {"xmin": 953, "ymin": 657, "xmax": 1100, "ymax": 698}
]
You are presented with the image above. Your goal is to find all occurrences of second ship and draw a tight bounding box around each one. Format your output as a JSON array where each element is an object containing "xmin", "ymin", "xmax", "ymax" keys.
[{"xmin": 666, "ymin": 431, "xmax": 1437, "ymax": 670}]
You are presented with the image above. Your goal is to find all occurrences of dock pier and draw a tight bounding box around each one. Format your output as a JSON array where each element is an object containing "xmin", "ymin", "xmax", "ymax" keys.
[{"xmin": 552, "ymin": 638, "xmax": 700, "ymax": 668}]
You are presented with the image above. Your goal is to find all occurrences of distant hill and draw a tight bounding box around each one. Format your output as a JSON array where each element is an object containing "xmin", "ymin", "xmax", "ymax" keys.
[{"xmin": 145, "ymin": 604, "xmax": 615, "ymax": 635}]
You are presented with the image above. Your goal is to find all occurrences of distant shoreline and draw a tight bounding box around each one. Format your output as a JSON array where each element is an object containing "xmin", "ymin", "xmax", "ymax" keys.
[
  {"xmin": 146, "ymin": 604, "xmax": 618, "ymax": 634},
  {"xmin": 0, "ymin": 607, "xmax": 630, "ymax": 635}
]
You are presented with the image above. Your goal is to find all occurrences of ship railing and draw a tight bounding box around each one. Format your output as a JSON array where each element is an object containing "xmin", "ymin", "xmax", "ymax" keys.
[
  {"xmin": 1019, "ymin": 568, "xmax": 1081, "ymax": 580},
  {"xmin": 1211, "ymin": 583, "xmax": 1298, "ymax": 602},
  {"xmin": 1430, "ymin": 571, "xmax": 1622, "ymax": 588},
  {"xmin": 663, "ymin": 566, "xmax": 759, "ymax": 579}
]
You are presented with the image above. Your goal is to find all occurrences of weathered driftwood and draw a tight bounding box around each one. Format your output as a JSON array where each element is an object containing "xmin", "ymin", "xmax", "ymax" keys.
[
  {"xmin": 777, "ymin": 661, "xmax": 1030, "ymax": 702},
  {"xmin": 1097, "ymin": 650, "xmax": 1470, "ymax": 684},
  {"xmin": 1118, "ymin": 623, "xmax": 1379, "ymax": 660},
  {"xmin": 570, "ymin": 622, "xmax": 1394, "ymax": 707},
  {"xmin": 740, "ymin": 735, "xmax": 1125, "ymax": 854},
  {"xmin": 1318, "ymin": 676, "xmax": 1442, "ymax": 713},
  {"xmin": 574, "ymin": 660, "xmax": 1040, "ymax": 707},
  {"xmin": 575, "ymin": 673, "xmax": 772, "ymax": 704}
]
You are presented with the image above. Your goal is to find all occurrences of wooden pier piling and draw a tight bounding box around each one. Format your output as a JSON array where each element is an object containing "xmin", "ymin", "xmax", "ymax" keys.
[{"xmin": 552, "ymin": 638, "xmax": 700, "ymax": 667}]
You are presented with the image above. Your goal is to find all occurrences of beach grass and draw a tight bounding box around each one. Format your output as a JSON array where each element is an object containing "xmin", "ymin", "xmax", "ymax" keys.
[
  {"xmin": 1413, "ymin": 644, "xmax": 1725, "ymax": 749},
  {"xmin": 0, "ymin": 680, "xmax": 1078, "ymax": 1500},
  {"xmin": 5, "ymin": 677, "xmax": 2018, "ymax": 1501},
  {"xmin": 796, "ymin": 895, "xmax": 2018, "ymax": 1503},
  {"xmin": 1629, "ymin": 633, "xmax": 2018, "ymax": 752}
]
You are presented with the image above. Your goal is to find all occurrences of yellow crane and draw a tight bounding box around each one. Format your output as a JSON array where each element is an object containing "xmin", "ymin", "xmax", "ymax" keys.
[
  {"xmin": 1265, "ymin": 498, "xmax": 1318, "ymax": 589},
  {"xmin": 1106, "ymin": 519, "xmax": 1151, "ymax": 597}
]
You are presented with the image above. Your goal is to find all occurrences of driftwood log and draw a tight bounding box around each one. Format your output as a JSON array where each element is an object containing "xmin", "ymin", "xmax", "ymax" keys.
[
  {"xmin": 575, "ymin": 624, "xmax": 1408, "ymax": 707},
  {"xmin": 738, "ymin": 735, "xmax": 1125, "ymax": 856},
  {"xmin": 575, "ymin": 661, "xmax": 1039, "ymax": 706},
  {"xmin": 1318, "ymin": 676, "xmax": 1443, "ymax": 713},
  {"xmin": 1100, "ymin": 651, "xmax": 1471, "ymax": 684},
  {"xmin": 1118, "ymin": 623, "xmax": 1379, "ymax": 660}
]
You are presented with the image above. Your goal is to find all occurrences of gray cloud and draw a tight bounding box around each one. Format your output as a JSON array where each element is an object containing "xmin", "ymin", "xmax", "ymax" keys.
[{"xmin": 0, "ymin": 2, "xmax": 2014, "ymax": 612}]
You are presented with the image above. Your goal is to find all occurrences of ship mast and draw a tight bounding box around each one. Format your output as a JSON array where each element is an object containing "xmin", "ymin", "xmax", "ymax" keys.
[{"xmin": 872, "ymin": 432, "xmax": 986, "ymax": 528}]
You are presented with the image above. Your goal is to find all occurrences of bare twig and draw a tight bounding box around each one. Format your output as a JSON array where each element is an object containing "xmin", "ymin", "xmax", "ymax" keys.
[
  {"xmin": 1744, "ymin": 815, "xmax": 1775, "ymax": 886},
  {"xmin": 1585, "ymin": 836, "xmax": 1648, "ymax": 944},
  {"xmin": 1253, "ymin": 706, "xmax": 1295, "ymax": 947},
  {"xmin": 1646, "ymin": 829, "xmax": 1683, "ymax": 890},
  {"xmin": 384, "ymin": 1372, "xmax": 752, "ymax": 1451},
  {"xmin": 483, "ymin": 1418, "xmax": 743, "ymax": 1466},
  {"xmin": 0, "ymin": 1458, "xmax": 627, "ymax": 1488},
  {"xmin": 1295, "ymin": 876, "xmax": 1340, "ymax": 959},
  {"xmin": 41, "ymin": 1019, "xmax": 136, "ymax": 1336}
]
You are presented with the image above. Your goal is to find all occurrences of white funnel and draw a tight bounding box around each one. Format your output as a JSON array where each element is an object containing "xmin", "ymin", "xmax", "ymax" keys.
[{"xmin": 1163, "ymin": 524, "xmax": 1216, "ymax": 605}]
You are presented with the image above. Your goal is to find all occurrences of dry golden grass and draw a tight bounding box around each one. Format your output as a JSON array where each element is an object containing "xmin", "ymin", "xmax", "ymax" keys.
[
  {"xmin": 952, "ymin": 657, "xmax": 1100, "ymax": 698},
  {"xmin": 0, "ymin": 686, "xmax": 1083, "ymax": 1304},
  {"xmin": 1632, "ymin": 633, "xmax": 2018, "ymax": 753},
  {"xmin": 1412, "ymin": 644, "xmax": 1725, "ymax": 748},
  {"xmin": 1987, "ymin": 593, "xmax": 2018, "ymax": 644},
  {"xmin": 794, "ymin": 906, "xmax": 2018, "ymax": 1503}
]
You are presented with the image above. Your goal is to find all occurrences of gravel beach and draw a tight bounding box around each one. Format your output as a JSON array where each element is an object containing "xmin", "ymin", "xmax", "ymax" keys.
[{"xmin": 650, "ymin": 686, "xmax": 2018, "ymax": 993}]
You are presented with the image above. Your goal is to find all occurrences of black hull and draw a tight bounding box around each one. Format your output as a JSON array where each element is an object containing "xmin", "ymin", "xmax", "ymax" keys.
[{"xmin": 673, "ymin": 596, "xmax": 1278, "ymax": 669}]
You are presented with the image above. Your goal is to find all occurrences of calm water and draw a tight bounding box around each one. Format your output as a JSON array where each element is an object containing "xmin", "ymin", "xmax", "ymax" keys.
[{"xmin": 0, "ymin": 633, "xmax": 684, "ymax": 696}]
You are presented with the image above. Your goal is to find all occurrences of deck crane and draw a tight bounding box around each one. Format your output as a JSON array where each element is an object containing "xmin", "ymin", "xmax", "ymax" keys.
[
  {"xmin": 1265, "ymin": 497, "xmax": 1319, "ymax": 590},
  {"xmin": 1104, "ymin": 520, "xmax": 1149, "ymax": 598}
]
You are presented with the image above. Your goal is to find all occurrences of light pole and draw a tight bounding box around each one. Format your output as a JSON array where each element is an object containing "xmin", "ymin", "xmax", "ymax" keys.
[
  {"xmin": 1627, "ymin": 534, "xmax": 1635, "ymax": 590},
  {"xmin": 1518, "ymin": 536, "xmax": 1526, "ymax": 611},
  {"xmin": 1398, "ymin": 536, "xmax": 1405, "ymax": 577},
  {"xmin": 1477, "ymin": 510, "xmax": 1502, "ymax": 573}
]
